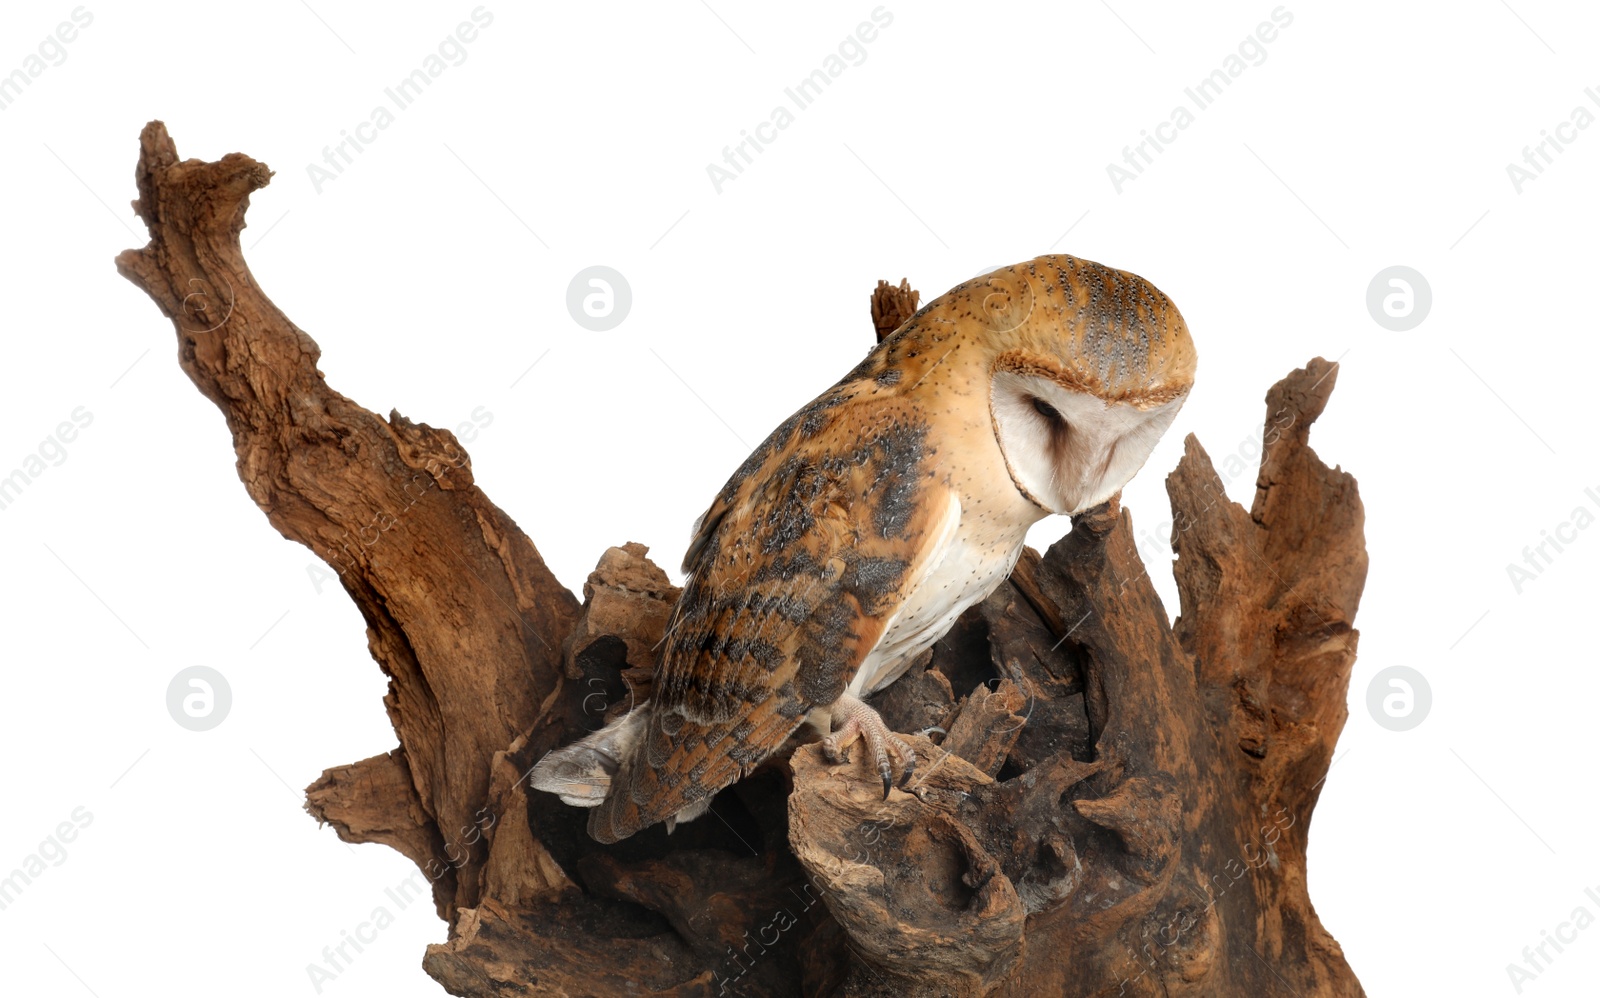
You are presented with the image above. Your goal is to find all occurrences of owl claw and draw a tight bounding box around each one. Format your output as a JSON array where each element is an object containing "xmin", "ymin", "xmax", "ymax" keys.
[{"xmin": 823, "ymin": 693, "xmax": 918, "ymax": 796}]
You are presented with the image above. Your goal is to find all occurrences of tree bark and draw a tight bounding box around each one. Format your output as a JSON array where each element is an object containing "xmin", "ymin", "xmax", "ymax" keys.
[{"xmin": 118, "ymin": 122, "xmax": 1367, "ymax": 997}]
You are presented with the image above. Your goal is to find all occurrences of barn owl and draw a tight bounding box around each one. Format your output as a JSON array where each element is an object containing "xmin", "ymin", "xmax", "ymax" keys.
[{"xmin": 532, "ymin": 254, "xmax": 1197, "ymax": 843}]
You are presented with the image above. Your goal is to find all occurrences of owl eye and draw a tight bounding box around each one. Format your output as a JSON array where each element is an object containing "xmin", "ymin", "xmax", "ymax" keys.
[{"xmin": 1030, "ymin": 396, "xmax": 1063, "ymax": 423}]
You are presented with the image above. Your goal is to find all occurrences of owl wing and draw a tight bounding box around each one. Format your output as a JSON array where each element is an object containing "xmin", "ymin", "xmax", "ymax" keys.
[{"xmin": 586, "ymin": 389, "xmax": 955, "ymax": 843}]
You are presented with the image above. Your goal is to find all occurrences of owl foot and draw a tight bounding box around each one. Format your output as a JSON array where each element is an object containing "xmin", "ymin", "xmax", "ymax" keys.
[{"xmin": 822, "ymin": 694, "xmax": 917, "ymax": 799}]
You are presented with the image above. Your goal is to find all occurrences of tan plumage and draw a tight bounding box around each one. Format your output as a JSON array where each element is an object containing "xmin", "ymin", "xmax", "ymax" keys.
[{"xmin": 532, "ymin": 253, "xmax": 1196, "ymax": 843}]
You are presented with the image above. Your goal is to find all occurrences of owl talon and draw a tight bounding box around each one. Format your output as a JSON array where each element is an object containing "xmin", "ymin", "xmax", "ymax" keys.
[{"xmin": 825, "ymin": 693, "xmax": 917, "ymax": 795}]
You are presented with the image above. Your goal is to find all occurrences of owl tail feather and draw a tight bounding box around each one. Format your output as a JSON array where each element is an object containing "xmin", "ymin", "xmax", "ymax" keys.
[{"xmin": 528, "ymin": 704, "xmax": 650, "ymax": 808}]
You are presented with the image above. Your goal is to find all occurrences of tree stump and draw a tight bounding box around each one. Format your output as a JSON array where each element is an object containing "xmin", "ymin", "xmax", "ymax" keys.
[{"xmin": 117, "ymin": 122, "xmax": 1368, "ymax": 997}]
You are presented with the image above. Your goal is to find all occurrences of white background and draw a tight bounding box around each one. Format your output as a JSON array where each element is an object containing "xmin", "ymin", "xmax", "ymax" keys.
[{"xmin": 0, "ymin": 1, "xmax": 1595, "ymax": 995}]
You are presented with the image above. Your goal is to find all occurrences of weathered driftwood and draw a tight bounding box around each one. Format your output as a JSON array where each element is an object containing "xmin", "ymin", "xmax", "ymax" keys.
[{"xmin": 118, "ymin": 121, "xmax": 1367, "ymax": 997}]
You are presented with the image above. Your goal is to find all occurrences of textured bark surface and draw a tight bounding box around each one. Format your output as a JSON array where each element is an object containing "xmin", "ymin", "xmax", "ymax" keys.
[
  {"xmin": 119, "ymin": 122, "xmax": 1368, "ymax": 997},
  {"xmin": 870, "ymin": 278, "xmax": 920, "ymax": 343}
]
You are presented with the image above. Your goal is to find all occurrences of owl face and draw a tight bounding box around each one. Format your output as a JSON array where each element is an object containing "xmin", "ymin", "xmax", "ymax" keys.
[{"xmin": 989, "ymin": 368, "xmax": 1187, "ymax": 515}]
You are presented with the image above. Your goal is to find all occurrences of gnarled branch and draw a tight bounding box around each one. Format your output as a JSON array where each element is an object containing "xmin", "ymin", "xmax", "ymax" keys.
[{"xmin": 119, "ymin": 122, "xmax": 1367, "ymax": 997}]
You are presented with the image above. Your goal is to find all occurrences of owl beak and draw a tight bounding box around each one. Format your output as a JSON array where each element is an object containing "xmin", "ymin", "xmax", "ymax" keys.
[{"xmin": 1060, "ymin": 442, "xmax": 1124, "ymax": 515}]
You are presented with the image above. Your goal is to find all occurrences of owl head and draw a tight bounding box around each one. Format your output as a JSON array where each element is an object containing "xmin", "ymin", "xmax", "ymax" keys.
[{"xmin": 888, "ymin": 254, "xmax": 1197, "ymax": 516}]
